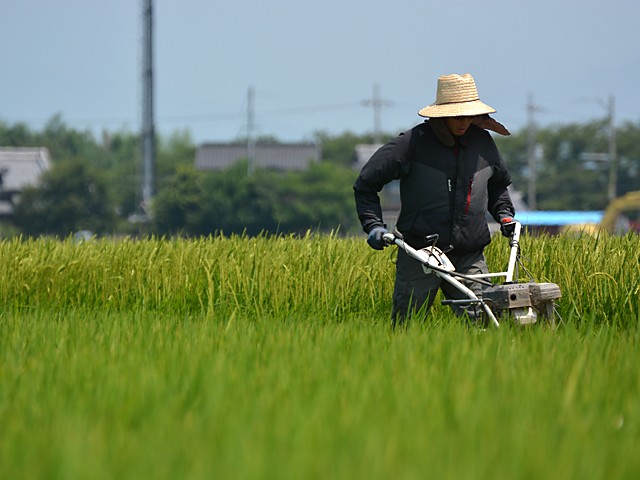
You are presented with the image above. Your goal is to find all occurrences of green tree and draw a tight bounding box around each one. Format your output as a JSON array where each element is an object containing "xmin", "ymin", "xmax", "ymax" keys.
[
  {"xmin": 615, "ymin": 120, "xmax": 640, "ymax": 194},
  {"xmin": 156, "ymin": 130, "xmax": 196, "ymax": 180},
  {"xmin": 96, "ymin": 129, "xmax": 141, "ymax": 220},
  {"xmin": 273, "ymin": 162, "xmax": 359, "ymax": 233},
  {"xmin": 14, "ymin": 158, "xmax": 114, "ymax": 237},
  {"xmin": 195, "ymin": 161, "xmax": 278, "ymax": 236},
  {"xmin": 495, "ymin": 119, "xmax": 640, "ymax": 210},
  {"xmin": 35, "ymin": 114, "xmax": 100, "ymax": 161},
  {"xmin": 152, "ymin": 164, "xmax": 201, "ymax": 235},
  {"xmin": 0, "ymin": 121, "xmax": 33, "ymax": 146},
  {"xmin": 152, "ymin": 160, "xmax": 359, "ymax": 237},
  {"xmin": 4, "ymin": 115, "xmax": 639, "ymax": 235}
]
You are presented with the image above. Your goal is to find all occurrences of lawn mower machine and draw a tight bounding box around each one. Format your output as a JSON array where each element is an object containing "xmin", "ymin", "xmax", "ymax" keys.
[{"xmin": 382, "ymin": 221, "xmax": 562, "ymax": 327}]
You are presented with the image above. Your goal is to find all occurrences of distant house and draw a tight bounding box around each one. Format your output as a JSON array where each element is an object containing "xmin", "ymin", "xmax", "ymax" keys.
[
  {"xmin": 195, "ymin": 143, "xmax": 321, "ymax": 171},
  {"xmin": 0, "ymin": 147, "xmax": 51, "ymax": 218}
]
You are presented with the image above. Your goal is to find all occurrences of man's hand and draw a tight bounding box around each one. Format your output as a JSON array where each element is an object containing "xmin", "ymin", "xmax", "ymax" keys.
[
  {"xmin": 367, "ymin": 226, "xmax": 389, "ymax": 250},
  {"xmin": 500, "ymin": 217, "xmax": 516, "ymax": 237}
]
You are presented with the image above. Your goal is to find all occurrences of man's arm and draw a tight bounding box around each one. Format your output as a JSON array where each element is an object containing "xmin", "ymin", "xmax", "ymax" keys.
[{"xmin": 353, "ymin": 132, "xmax": 411, "ymax": 233}]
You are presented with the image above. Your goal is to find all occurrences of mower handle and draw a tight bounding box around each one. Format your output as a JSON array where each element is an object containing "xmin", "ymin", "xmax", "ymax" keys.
[
  {"xmin": 382, "ymin": 232, "xmax": 396, "ymax": 245},
  {"xmin": 505, "ymin": 220, "xmax": 522, "ymax": 283},
  {"xmin": 382, "ymin": 232, "xmax": 439, "ymax": 246}
]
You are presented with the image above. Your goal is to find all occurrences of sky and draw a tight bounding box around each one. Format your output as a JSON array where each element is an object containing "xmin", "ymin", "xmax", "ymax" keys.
[{"xmin": 1, "ymin": 0, "xmax": 639, "ymax": 145}]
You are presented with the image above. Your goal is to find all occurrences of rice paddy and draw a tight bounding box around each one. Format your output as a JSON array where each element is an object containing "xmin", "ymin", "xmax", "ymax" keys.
[{"xmin": 1, "ymin": 232, "xmax": 639, "ymax": 479}]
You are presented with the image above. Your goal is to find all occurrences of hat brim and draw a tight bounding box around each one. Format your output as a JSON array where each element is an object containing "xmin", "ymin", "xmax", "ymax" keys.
[{"xmin": 418, "ymin": 99, "xmax": 496, "ymax": 118}]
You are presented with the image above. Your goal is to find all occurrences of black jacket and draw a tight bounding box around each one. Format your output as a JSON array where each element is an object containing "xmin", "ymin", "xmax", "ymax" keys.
[{"xmin": 353, "ymin": 120, "xmax": 515, "ymax": 253}]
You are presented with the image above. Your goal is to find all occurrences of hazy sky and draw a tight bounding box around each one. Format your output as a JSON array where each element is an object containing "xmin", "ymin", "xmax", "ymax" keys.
[{"xmin": 1, "ymin": 0, "xmax": 639, "ymax": 144}]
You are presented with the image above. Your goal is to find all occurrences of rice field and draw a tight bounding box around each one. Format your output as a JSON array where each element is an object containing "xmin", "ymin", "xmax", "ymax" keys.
[{"xmin": 1, "ymin": 232, "xmax": 639, "ymax": 479}]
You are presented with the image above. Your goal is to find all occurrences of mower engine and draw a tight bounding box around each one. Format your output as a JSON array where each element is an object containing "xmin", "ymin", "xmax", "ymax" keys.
[{"xmin": 481, "ymin": 282, "xmax": 562, "ymax": 325}]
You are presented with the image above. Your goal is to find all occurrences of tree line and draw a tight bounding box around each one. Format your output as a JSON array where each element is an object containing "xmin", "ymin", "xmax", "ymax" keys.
[{"xmin": 1, "ymin": 114, "xmax": 639, "ymax": 238}]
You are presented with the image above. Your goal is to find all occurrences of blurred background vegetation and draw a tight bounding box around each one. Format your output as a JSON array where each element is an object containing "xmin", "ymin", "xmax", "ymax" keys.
[{"xmin": 1, "ymin": 115, "xmax": 639, "ymax": 238}]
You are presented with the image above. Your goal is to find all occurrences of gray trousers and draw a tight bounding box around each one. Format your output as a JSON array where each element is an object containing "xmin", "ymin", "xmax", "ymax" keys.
[{"xmin": 391, "ymin": 247, "xmax": 488, "ymax": 325}]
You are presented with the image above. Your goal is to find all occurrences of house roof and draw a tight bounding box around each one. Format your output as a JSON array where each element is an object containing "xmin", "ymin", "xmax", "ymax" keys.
[
  {"xmin": 0, "ymin": 147, "xmax": 51, "ymax": 192},
  {"xmin": 195, "ymin": 143, "xmax": 320, "ymax": 171}
]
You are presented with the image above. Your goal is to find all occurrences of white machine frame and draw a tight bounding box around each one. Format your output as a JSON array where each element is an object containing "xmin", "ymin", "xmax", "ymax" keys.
[{"xmin": 382, "ymin": 221, "xmax": 555, "ymax": 327}]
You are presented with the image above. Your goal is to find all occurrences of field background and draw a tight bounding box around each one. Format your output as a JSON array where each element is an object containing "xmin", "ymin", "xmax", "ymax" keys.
[{"xmin": 1, "ymin": 233, "xmax": 639, "ymax": 479}]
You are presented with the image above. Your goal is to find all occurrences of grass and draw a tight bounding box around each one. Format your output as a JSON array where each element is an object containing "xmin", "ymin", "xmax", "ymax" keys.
[
  {"xmin": 0, "ymin": 232, "xmax": 639, "ymax": 479},
  {"xmin": 1, "ymin": 231, "xmax": 639, "ymax": 324},
  {"xmin": 0, "ymin": 232, "xmax": 393, "ymax": 320}
]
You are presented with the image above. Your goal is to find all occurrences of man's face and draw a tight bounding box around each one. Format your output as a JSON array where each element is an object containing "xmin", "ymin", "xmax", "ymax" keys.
[{"xmin": 444, "ymin": 116, "xmax": 475, "ymax": 137}]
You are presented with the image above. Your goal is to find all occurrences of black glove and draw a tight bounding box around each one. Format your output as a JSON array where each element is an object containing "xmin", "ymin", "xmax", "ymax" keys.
[
  {"xmin": 500, "ymin": 216, "xmax": 516, "ymax": 237},
  {"xmin": 366, "ymin": 226, "xmax": 389, "ymax": 250}
]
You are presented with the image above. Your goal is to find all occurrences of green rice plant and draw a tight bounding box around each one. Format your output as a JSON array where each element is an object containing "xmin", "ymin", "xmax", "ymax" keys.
[
  {"xmin": 0, "ymin": 233, "xmax": 395, "ymax": 322},
  {"xmin": 0, "ymin": 309, "xmax": 639, "ymax": 479},
  {"xmin": 0, "ymin": 232, "xmax": 638, "ymax": 326},
  {"xmin": 1, "ymin": 232, "xmax": 639, "ymax": 478}
]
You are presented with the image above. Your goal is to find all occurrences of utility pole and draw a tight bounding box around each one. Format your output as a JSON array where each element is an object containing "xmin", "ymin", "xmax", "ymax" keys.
[
  {"xmin": 578, "ymin": 95, "xmax": 618, "ymax": 201},
  {"xmin": 526, "ymin": 93, "xmax": 542, "ymax": 210},
  {"xmin": 141, "ymin": 0, "xmax": 155, "ymax": 214},
  {"xmin": 607, "ymin": 94, "xmax": 617, "ymax": 201},
  {"xmin": 247, "ymin": 85, "xmax": 256, "ymax": 175},
  {"xmin": 362, "ymin": 83, "xmax": 392, "ymax": 144}
]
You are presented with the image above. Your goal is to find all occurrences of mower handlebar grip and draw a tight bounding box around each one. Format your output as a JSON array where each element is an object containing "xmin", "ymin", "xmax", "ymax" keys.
[{"xmin": 382, "ymin": 232, "xmax": 395, "ymax": 244}]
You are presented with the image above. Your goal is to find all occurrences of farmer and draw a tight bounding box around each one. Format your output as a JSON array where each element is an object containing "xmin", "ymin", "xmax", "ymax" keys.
[{"xmin": 353, "ymin": 73, "xmax": 516, "ymax": 325}]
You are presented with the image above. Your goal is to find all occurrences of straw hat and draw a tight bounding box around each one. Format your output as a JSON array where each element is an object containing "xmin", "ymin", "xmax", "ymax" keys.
[{"xmin": 418, "ymin": 73, "xmax": 496, "ymax": 118}]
